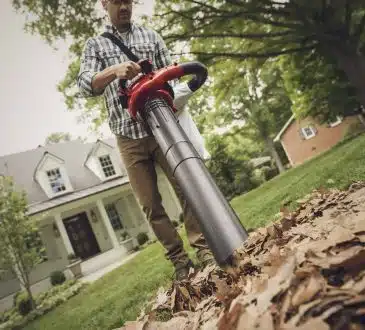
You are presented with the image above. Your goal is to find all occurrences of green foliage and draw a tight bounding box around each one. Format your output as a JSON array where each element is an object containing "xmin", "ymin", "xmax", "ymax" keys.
[
  {"xmin": 0, "ymin": 177, "xmax": 44, "ymax": 310},
  {"xmin": 206, "ymin": 134, "xmax": 259, "ymax": 200},
  {"xmin": 258, "ymin": 165, "xmax": 279, "ymax": 182},
  {"xmin": 23, "ymin": 242, "xmax": 176, "ymax": 330},
  {"xmin": 232, "ymin": 134, "xmax": 365, "ymax": 229},
  {"xmin": 120, "ymin": 232, "xmax": 131, "ymax": 241},
  {"xmin": 153, "ymin": 0, "xmax": 365, "ymax": 106},
  {"xmin": 50, "ymin": 271, "xmax": 66, "ymax": 286},
  {"xmin": 342, "ymin": 121, "xmax": 365, "ymax": 141},
  {"xmin": 202, "ymin": 59, "xmax": 292, "ymax": 173},
  {"xmin": 1, "ymin": 281, "xmax": 85, "ymax": 329},
  {"xmin": 45, "ymin": 132, "xmax": 72, "ymax": 145},
  {"xmin": 171, "ymin": 220, "xmax": 179, "ymax": 228},
  {"xmin": 11, "ymin": 0, "xmax": 365, "ymax": 133},
  {"xmin": 136, "ymin": 232, "xmax": 149, "ymax": 246},
  {"xmin": 15, "ymin": 292, "xmax": 32, "ymax": 316},
  {"xmin": 280, "ymin": 52, "xmax": 361, "ymax": 122}
]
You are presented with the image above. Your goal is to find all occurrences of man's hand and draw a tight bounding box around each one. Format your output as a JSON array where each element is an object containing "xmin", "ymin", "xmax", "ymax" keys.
[
  {"xmin": 113, "ymin": 61, "xmax": 141, "ymax": 80},
  {"xmin": 91, "ymin": 61, "xmax": 142, "ymax": 94}
]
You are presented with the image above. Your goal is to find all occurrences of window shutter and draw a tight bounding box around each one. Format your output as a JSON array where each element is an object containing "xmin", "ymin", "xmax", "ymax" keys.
[{"xmin": 298, "ymin": 128, "xmax": 305, "ymax": 140}]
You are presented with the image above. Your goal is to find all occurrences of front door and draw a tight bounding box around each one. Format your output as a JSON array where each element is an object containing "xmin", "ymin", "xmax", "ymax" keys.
[{"xmin": 63, "ymin": 212, "xmax": 100, "ymax": 260}]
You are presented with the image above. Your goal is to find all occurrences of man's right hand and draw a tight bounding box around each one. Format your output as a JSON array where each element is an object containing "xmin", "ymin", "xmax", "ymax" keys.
[
  {"xmin": 91, "ymin": 61, "xmax": 142, "ymax": 95},
  {"xmin": 113, "ymin": 61, "xmax": 141, "ymax": 80}
]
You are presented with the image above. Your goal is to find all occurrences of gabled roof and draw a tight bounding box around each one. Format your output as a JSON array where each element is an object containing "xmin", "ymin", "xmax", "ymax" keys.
[
  {"xmin": 84, "ymin": 139, "xmax": 115, "ymax": 166},
  {"xmin": 0, "ymin": 138, "xmax": 127, "ymax": 208},
  {"xmin": 274, "ymin": 115, "xmax": 295, "ymax": 142},
  {"xmin": 33, "ymin": 151, "xmax": 65, "ymax": 181}
]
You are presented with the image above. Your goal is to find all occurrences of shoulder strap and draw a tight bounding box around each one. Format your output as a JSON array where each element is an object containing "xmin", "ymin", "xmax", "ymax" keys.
[{"xmin": 101, "ymin": 32, "xmax": 140, "ymax": 63}]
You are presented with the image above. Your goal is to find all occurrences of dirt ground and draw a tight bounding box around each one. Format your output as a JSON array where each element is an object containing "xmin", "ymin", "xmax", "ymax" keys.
[{"xmin": 121, "ymin": 182, "xmax": 365, "ymax": 330}]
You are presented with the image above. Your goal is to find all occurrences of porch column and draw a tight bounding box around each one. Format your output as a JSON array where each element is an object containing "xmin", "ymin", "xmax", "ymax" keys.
[
  {"xmin": 54, "ymin": 213, "xmax": 74, "ymax": 255},
  {"xmin": 96, "ymin": 199, "xmax": 120, "ymax": 248}
]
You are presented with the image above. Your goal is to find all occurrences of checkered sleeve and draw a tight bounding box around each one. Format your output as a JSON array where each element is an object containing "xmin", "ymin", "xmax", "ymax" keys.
[
  {"xmin": 154, "ymin": 32, "xmax": 172, "ymax": 69},
  {"xmin": 77, "ymin": 38, "xmax": 103, "ymax": 97},
  {"xmin": 154, "ymin": 31, "xmax": 181, "ymax": 89}
]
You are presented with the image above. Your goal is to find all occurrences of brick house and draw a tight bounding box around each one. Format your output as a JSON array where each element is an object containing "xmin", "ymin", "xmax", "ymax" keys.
[{"xmin": 274, "ymin": 114, "xmax": 365, "ymax": 167}]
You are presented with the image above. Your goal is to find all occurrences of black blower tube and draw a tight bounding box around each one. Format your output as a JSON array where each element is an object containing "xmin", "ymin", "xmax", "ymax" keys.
[{"xmin": 145, "ymin": 98, "xmax": 248, "ymax": 265}]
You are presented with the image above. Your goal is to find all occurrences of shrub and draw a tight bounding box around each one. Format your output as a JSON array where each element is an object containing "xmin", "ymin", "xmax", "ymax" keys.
[
  {"xmin": 179, "ymin": 213, "xmax": 184, "ymax": 223},
  {"xmin": 0, "ymin": 310, "xmax": 11, "ymax": 323},
  {"xmin": 136, "ymin": 232, "xmax": 149, "ymax": 246},
  {"xmin": 50, "ymin": 271, "xmax": 66, "ymax": 286},
  {"xmin": 15, "ymin": 292, "xmax": 33, "ymax": 316},
  {"xmin": 260, "ymin": 165, "xmax": 279, "ymax": 181},
  {"xmin": 120, "ymin": 231, "xmax": 131, "ymax": 241},
  {"xmin": 172, "ymin": 220, "xmax": 179, "ymax": 228}
]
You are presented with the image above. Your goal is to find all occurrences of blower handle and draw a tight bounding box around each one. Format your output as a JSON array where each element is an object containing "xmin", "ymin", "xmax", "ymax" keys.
[
  {"xmin": 180, "ymin": 62, "xmax": 208, "ymax": 92},
  {"xmin": 128, "ymin": 61, "xmax": 208, "ymax": 118}
]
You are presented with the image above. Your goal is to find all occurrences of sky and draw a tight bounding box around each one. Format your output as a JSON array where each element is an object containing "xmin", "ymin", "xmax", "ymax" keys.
[{"xmin": 0, "ymin": 0, "xmax": 155, "ymax": 157}]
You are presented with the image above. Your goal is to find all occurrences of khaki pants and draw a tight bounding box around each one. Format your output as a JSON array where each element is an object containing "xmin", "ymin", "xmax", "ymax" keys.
[{"xmin": 117, "ymin": 135, "xmax": 208, "ymax": 265}]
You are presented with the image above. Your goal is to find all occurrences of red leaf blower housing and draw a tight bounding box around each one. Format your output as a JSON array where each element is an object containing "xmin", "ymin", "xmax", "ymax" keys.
[{"xmin": 122, "ymin": 59, "xmax": 248, "ymax": 266}]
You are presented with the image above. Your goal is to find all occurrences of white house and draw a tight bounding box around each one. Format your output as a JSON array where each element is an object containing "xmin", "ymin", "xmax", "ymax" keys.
[{"xmin": 0, "ymin": 138, "xmax": 182, "ymax": 312}]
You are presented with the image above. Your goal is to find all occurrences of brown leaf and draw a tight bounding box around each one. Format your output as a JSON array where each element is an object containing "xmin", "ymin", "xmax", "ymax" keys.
[
  {"xmin": 170, "ymin": 287, "xmax": 177, "ymax": 311},
  {"xmin": 284, "ymin": 298, "xmax": 323, "ymax": 327},
  {"xmin": 344, "ymin": 295, "xmax": 365, "ymax": 306},
  {"xmin": 289, "ymin": 223, "xmax": 322, "ymax": 240},
  {"xmin": 217, "ymin": 302, "xmax": 243, "ymax": 330},
  {"xmin": 144, "ymin": 316, "xmax": 192, "ymax": 330},
  {"xmin": 118, "ymin": 321, "xmax": 146, "ymax": 330},
  {"xmin": 294, "ymin": 318, "xmax": 330, "ymax": 330},
  {"xmin": 255, "ymin": 310, "xmax": 274, "ymax": 330},
  {"xmin": 308, "ymin": 246, "xmax": 365, "ymax": 270},
  {"xmin": 279, "ymin": 290, "xmax": 292, "ymax": 326},
  {"xmin": 151, "ymin": 287, "xmax": 169, "ymax": 311},
  {"xmin": 351, "ymin": 276, "xmax": 365, "ymax": 293},
  {"xmin": 267, "ymin": 224, "xmax": 282, "ymax": 239},
  {"xmin": 245, "ymin": 255, "xmax": 296, "ymax": 316},
  {"xmin": 234, "ymin": 309, "xmax": 257, "ymax": 330},
  {"xmin": 291, "ymin": 275, "xmax": 324, "ymax": 307},
  {"xmin": 280, "ymin": 206, "xmax": 291, "ymax": 216}
]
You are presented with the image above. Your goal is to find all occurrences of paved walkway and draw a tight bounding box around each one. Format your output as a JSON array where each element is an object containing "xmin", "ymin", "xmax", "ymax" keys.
[{"xmin": 80, "ymin": 251, "xmax": 140, "ymax": 283}]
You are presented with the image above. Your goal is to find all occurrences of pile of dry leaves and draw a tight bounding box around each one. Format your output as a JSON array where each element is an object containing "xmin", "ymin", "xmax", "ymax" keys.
[{"xmin": 120, "ymin": 182, "xmax": 365, "ymax": 330}]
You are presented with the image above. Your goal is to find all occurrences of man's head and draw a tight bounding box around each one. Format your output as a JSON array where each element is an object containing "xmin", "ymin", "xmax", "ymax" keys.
[{"xmin": 102, "ymin": 0, "xmax": 133, "ymax": 31}]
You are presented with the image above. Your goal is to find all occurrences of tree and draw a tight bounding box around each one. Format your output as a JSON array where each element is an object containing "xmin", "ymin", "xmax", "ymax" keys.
[
  {"xmin": 0, "ymin": 177, "xmax": 43, "ymax": 310},
  {"xmin": 280, "ymin": 52, "xmax": 361, "ymax": 122},
  {"xmin": 45, "ymin": 132, "xmax": 72, "ymax": 145},
  {"xmin": 11, "ymin": 1, "xmax": 365, "ymax": 128},
  {"xmin": 152, "ymin": 0, "xmax": 365, "ymax": 108},
  {"xmin": 205, "ymin": 134, "xmax": 259, "ymax": 200},
  {"xmin": 208, "ymin": 59, "xmax": 292, "ymax": 173}
]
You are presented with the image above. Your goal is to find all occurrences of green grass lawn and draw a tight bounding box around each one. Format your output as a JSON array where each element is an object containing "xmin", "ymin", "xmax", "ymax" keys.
[
  {"xmin": 231, "ymin": 134, "xmax": 365, "ymax": 229},
  {"xmin": 24, "ymin": 134, "xmax": 365, "ymax": 330}
]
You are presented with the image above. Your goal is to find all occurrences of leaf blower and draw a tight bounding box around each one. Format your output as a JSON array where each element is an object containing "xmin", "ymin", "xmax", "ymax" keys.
[{"xmin": 122, "ymin": 60, "xmax": 248, "ymax": 266}]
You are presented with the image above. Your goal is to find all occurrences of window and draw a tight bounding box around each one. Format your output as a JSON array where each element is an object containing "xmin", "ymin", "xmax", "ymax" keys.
[
  {"xmin": 329, "ymin": 116, "xmax": 343, "ymax": 127},
  {"xmin": 46, "ymin": 168, "xmax": 66, "ymax": 194},
  {"xmin": 99, "ymin": 155, "xmax": 116, "ymax": 178},
  {"xmin": 105, "ymin": 204, "xmax": 123, "ymax": 230},
  {"xmin": 301, "ymin": 126, "xmax": 316, "ymax": 140}
]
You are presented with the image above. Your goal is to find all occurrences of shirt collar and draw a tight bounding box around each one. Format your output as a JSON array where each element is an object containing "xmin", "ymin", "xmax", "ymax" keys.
[{"xmin": 105, "ymin": 22, "xmax": 135, "ymax": 35}]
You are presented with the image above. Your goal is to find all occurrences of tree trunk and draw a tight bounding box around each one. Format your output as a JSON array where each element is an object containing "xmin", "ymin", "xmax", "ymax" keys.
[
  {"xmin": 25, "ymin": 284, "xmax": 36, "ymax": 311},
  {"xmin": 330, "ymin": 47, "xmax": 365, "ymax": 108},
  {"xmin": 358, "ymin": 113, "xmax": 365, "ymax": 128},
  {"xmin": 21, "ymin": 263, "xmax": 36, "ymax": 311},
  {"xmin": 265, "ymin": 137, "xmax": 285, "ymax": 173}
]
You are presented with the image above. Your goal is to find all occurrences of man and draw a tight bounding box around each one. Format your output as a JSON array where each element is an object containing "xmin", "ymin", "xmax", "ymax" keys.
[{"xmin": 77, "ymin": 0, "xmax": 213, "ymax": 280}]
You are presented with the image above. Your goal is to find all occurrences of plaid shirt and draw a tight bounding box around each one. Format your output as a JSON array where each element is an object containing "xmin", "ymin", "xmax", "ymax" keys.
[{"xmin": 78, "ymin": 23, "xmax": 172, "ymax": 139}]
